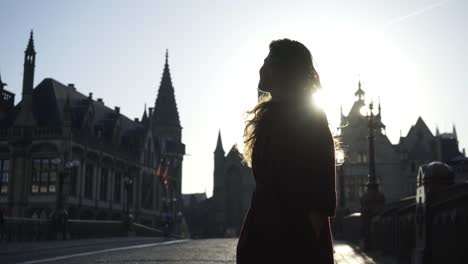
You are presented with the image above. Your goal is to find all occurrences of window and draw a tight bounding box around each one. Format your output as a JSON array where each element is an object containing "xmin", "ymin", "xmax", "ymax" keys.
[
  {"xmin": 84, "ymin": 163, "xmax": 94, "ymax": 199},
  {"xmin": 362, "ymin": 154, "xmax": 368, "ymax": 163},
  {"xmin": 100, "ymin": 168, "xmax": 108, "ymax": 201},
  {"xmin": 0, "ymin": 160, "xmax": 10, "ymax": 194},
  {"xmin": 114, "ymin": 172, "xmax": 121, "ymax": 203},
  {"xmin": 32, "ymin": 159, "xmax": 58, "ymax": 194}
]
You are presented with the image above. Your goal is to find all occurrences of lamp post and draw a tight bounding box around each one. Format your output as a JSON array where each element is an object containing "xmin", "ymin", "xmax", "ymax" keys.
[
  {"xmin": 123, "ymin": 174, "xmax": 134, "ymax": 224},
  {"xmin": 360, "ymin": 101, "xmax": 385, "ymax": 249},
  {"xmin": 176, "ymin": 211, "xmax": 183, "ymax": 236},
  {"xmin": 50, "ymin": 158, "xmax": 79, "ymax": 240}
]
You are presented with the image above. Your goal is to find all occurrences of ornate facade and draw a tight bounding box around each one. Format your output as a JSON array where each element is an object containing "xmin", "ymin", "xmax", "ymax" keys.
[
  {"xmin": 339, "ymin": 81, "xmax": 465, "ymax": 212},
  {"xmin": 0, "ymin": 33, "xmax": 185, "ymax": 228}
]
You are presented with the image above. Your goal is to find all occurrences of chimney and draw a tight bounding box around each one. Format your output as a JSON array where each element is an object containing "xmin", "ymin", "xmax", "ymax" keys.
[
  {"xmin": 97, "ymin": 98, "xmax": 104, "ymax": 105},
  {"xmin": 67, "ymin": 83, "xmax": 76, "ymax": 91},
  {"xmin": 88, "ymin": 92, "xmax": 93, "ymax": 99},
  {"xmin": 134, "ymin": 118, "xmax": 139, "ymax": 122},
  {"xmin": 114, "ymin": 106, "xmax": 120, "ymax": 114}
]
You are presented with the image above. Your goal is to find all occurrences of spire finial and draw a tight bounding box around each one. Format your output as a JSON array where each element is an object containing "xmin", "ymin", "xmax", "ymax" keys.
[
  {"xmin": 26, "ymin": 29, "xmax": 35, "ymax": 54},
  {"xmin": 354, "ymin": 79, "xmax": 365, "ymax": 101},
  {"xmin": 436, "ymin": 125, "xmax": 440, "ymax": 136},
  {"xmin": 215, "ymin": 129, "xmax": 224, "ymax": 153},
  {"xmin": 165, "ymin": 49, "xmax": 169, "ymax": 66},
  {"xmin": 453, "ymin": 123, "xmax": 458, "ymax": 139},
  {"xmin": 378, "ymin": 96, "xmax": 381, "ymax": 115}
]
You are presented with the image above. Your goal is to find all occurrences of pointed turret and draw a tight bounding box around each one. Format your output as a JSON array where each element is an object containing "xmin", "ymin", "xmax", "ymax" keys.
[
  {"xmin": 378, "ymin": 97, "xmax": 381, "ymax": 116},
  {"xmin": 354, "ymin": 80, "xmax": 365, "ymax": 101},
  {"xmin": 215, "ymin": 130, "xmax": 225, "ymax": 154},
  {"xmin": 14, "ymin": 31, "xmax": 37, "ymax": 127},
  {"xmin": 213, "ymin": 129, "xmax": 225, "ymax": 202},
  {"xmin": 26, "ymin": 30, "xmax": 35, "ymax": 54},
  {"xmin": 452, "ymin": 124, "xmax": 457, "ymax": 139},
  {"xmin": 141, "ymin": 103, "xmax": 149, "ymax": 127},
  {"xmin": 153, "ymin": 50, "xmax": 181, "ymax": 128}
]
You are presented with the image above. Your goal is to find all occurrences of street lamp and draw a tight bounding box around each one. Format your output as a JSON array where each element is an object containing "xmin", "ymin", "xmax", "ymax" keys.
[
  {"xmin": 176, "ymin": 211, "xmax": 183, "ymax": 236},
  {"xmin": 50, "ymin": 157, "xmax": 80, "ymax": 240},
  {"xmin": 123, "ymin": 175, "xmax": 134, "ymax": 216},
  {"xmin": 360, "ymin": 101, "xmax": 385, "ymax": 250}
]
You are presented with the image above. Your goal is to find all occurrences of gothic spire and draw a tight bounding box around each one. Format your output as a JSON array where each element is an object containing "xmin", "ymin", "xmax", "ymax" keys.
[
  {"xmin": 26, "ymin": 30, "xmax": 36, "ymax": 55},
  {"xmin": 143, "ymin": 103, "xmax": 148, "ymax": 119},
  {"xmin": 378, "ymin": 97, "xmax": 381, "ymax": 116},
  {"xmin": 354, "ymin": 80, "xmax": 365, "ymax": 101},
  {"xmin": 153, "ymin": 50, "xmax": 181, "ymax": 128},
  {"xmin": 436, "ymin": 125, "xmax": 440, "ymax": 136},
  {"xmin": 215, "ymin": 130, "xmax": 224, "ymax": 153},
  {"xmin": 14, "ymin": 31, "xmax": 37, "ymax": 127},
  {"xmin": 453, "ymin": 124, "xmax": 458, "ymax": 139}
]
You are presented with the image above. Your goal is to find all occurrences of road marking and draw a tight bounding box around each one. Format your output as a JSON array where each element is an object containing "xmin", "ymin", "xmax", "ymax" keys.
[{"xmin": 18, "ymin": 239, "xmax": 189, "ymax": 264}]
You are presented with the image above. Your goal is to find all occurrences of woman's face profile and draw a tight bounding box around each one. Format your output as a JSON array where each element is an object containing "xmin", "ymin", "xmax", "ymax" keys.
[{"xmin": 258, "ymin": 54, "xmax": 273, "ymax": 94}]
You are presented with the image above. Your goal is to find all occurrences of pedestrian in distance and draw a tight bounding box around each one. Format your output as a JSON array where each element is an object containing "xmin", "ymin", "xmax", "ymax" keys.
[{"xmin": 236, "ymin": 39, "xmax": 337, "ymax": 264}]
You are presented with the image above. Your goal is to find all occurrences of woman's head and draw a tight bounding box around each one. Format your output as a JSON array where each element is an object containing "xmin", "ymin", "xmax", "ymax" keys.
[{"xmin": 258, "ymin": 39, "xmax": 320, "ymax": 101}]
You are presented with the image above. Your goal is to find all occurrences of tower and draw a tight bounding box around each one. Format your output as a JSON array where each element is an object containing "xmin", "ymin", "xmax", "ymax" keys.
[
  {"xmin": 9, "ymin": 32, "xmax": 38, "ymax": 217},
  {"xmin": 153, "ymin": 50, "xmax": 181, "ymax": 141},
  {"xmin": 152, "ymin": 50, "xmax": 185, "ymax": 220},
  {"xmin": 14, "ymin": 31, "xmax": 36, "ymax": 127},
  {"xmin": 213, "ymin": 130, "xmax": 225, "ymax": 197}
]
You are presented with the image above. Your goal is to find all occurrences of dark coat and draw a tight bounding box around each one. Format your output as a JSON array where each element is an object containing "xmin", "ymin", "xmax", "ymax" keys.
[{"xmin": 237, "ymin": 102, "xmax": 337, "ymax": 264}]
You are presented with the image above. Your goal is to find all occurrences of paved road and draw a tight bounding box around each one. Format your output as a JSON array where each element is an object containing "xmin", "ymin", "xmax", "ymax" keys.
[{"xmin": 2, "ymin": 238, "xmax": 387, "ymax": 263}]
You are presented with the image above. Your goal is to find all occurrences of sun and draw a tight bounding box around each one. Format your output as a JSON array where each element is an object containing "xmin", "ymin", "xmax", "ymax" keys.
[{"xmin": 288, "ymin": 19, "xmax": 418, "ymax": 132}]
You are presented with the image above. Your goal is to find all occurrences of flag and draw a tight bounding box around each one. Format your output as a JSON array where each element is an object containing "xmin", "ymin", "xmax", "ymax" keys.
[
  {"xmin": 163, "ymin": 164, "xmax": 170, "ymax": 179},
  {"xmin": 156, "ymin": 159, "xmax": 163, "ymax": 177},
  {"xmin": 163, "ymin": 160, "xmax": 170, "ymax": 190}
]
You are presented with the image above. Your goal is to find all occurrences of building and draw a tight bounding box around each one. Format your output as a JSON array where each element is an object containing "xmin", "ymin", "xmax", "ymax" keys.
[
  {"xmin": 212, "ymin": 131, "xmax": 254, "ymax": 236},
  {"xmin": 183, "ymin": 132, "xmax": 254, "ymax": 237},
  {"xmin": 0, "ymin": 32, "xmax": 185, "ymax": 229},
  {"xmin": 339, "ymin": 81, "xmax": 465, "ymax": 212}
]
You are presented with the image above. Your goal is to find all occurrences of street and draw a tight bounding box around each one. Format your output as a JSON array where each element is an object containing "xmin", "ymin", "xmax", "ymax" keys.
[{"xmin": 0, "ymin": 238, "xmax": 388, "ymax": 264}]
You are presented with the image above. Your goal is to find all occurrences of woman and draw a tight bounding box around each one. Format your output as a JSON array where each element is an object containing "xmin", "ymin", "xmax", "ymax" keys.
[{"xmin": 237, "ymin": 39, "xmax": 336, "ymax": 263}]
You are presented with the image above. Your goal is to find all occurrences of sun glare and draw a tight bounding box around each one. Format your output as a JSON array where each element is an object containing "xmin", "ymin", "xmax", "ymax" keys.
[{"xmin": 285, "ymin": 19, "xmax": 419, "ymax": 138}]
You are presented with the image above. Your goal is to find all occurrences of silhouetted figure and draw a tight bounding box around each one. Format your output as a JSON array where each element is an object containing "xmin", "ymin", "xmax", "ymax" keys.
[{"xmin": 236, "ymin": 39, "xmax": 336, "ymax": 263}]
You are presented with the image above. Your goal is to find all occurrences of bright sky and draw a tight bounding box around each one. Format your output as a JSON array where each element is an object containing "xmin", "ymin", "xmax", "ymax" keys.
[{"xmin": 1, "ymin": 0, "xmax": 467, "ymax": 197}]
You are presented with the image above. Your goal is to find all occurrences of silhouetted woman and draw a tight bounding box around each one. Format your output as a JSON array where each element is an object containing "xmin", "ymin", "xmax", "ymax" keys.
[{"xmin": 237, "ymin": 39, "xmax": 336, "ymax": 263}]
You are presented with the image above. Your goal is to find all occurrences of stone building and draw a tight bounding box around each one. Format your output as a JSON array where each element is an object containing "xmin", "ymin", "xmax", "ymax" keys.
[
  {"xmin": 183, "ymin": 132, "xmax": 254, "ymax": 237},
  {"xmin": 339, "ymin": 81, "xmax": 465, "ymax": 212},
  {"xmin": 212, "ymin": 131, "xmax": 254, "ymax": 236},
  {"xmin": 0, "ymin": 33, "xmax": 185, "ymax": 228}
]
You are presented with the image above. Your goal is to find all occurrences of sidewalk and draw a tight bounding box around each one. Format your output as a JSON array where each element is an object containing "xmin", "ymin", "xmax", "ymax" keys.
[{"xmin": 333, "ymin": 241, "xmax": 397, "ymax": 264}]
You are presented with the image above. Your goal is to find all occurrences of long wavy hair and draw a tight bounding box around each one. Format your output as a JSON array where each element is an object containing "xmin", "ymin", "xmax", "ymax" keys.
[{"xmin": 243, "ymin": 39, "xmax": 322, "ymax": 167}]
